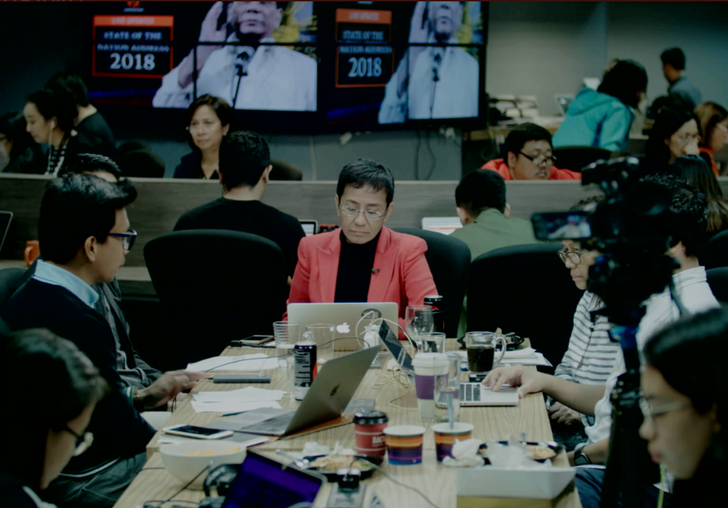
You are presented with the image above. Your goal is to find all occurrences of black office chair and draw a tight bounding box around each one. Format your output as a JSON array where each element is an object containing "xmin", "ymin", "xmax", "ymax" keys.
[
  {"xmin": 553, "ymin": 146, "xmax": 611, "ymax": 172},
  {"xmin": 144, "ymin": 230, "xmax": 288, "ymax": 369},
  {"xmin": 702, "ymin": 230, "xmax": 728, "ymax": 270},
  {"xmin": 707, "ymin": 268, "xmax": 728, "ymax": 303},
  {"xmin": 0, "ymin": 268, "xmax": 26, "ymax": 312},
  {"xmin": 467, "ymin": 244, "xmax": 582, "ymax": 370},
  {"xmin": 270, "ymin": 159, "xmax": 303, "ymax": 181},
  {"xmin": 392, "ymin": 228, "xmax": 471, "ymax": 338}
]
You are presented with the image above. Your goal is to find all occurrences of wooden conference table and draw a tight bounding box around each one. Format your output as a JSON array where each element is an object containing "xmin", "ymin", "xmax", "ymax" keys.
[{"xmin": 114, "ymin": 342, "xmax": 581, "ymax": 508}]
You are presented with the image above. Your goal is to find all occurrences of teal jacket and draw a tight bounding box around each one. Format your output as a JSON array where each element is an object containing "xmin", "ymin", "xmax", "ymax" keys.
[{"xmin": 553, "ymin": 88, "xmax": 635, "ymax": 152}]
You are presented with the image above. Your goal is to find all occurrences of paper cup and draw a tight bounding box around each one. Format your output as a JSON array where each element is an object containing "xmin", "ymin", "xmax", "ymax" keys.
[
  {"xmin": 383, "ymin": 425, "xmax": 426, "ymax": 465},
  {"xmin": 412, "ymin": 353, "xmax": 449, "ymax": 419},
  {"xmin": 433, "ymin": 422, "xmax": 474, "ymax": 462}
]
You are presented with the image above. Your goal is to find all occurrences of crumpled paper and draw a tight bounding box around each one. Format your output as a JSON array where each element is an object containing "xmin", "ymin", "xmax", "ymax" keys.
[
  {"xmin": 300, "ymin": 441, "xmax": 356, "ymax": 458},
  {"xmin": 442, "ymin": 438, "xmax": 485, "ymax": 467},
  {"xmin": 485, "ymin": 438, "xmax": 553, "ymax": 469}
]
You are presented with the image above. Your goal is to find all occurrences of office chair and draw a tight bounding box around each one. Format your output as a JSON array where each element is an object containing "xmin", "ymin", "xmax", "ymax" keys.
[
  {"xmin": 0, "ymin": 268, "xmax": 26, "ymax": 313},
  {"xmin": 553, "ymin": 146, "xmax": 611, "ymax": 172},
  {"xmin": 702, "ymin": 230, "xmax": 728, "ymax": 270},
  {"xmin": 144, "ymin": 230, "xmax": 288, "ymax": 369},
  {"xmin": 467, "ymin": 244, "xmax": 582, "ymax": 370},
  {"xmin": 270, "ymin": 159, "xmax": 303, "ymax": 181},
  {"xmin": 392, "ymin": 228, "xmax": 471, "ymax": 338},
  {"xmin": 707, "ymin": 268, "xmax": 728, "ymax": 303}
]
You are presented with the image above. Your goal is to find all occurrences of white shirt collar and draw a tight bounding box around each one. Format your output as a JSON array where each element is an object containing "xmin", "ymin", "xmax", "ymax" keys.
[{"xmin": 33, "ymin": 260, "xmax": 99, "ymax": 308}]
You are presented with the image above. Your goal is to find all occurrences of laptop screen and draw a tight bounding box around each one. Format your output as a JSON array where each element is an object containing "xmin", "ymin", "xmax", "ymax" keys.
[
  {"xmin": 222, "ymin": 451, "xmax": 323, "ymax": 508},
  {"xmin": 378, "ymin": 321, "xmax": 414, "ymax": 375},
  {"xmin": 299, "ymin": 220, "xmax": 318, "ymax": 237},
  {"xmin": 0, "ymin": 211, "xmax": 13, "ymax": 253}
]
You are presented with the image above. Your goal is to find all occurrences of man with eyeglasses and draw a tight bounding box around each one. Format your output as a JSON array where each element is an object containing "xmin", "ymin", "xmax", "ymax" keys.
[
  {"xmin": 288, "ymin": 159, "xmax": 437, "ymax": 330},
  {"xmin": 482, "ymin": 123, "xmax": 581, "ymax": 180},
  {"xmin": 3, "ymin": 174, "xmax": 207, "ymax": 508},
  {"xmin": 175, "ymin": 130, "xmax": 305, "ymax": 278}
]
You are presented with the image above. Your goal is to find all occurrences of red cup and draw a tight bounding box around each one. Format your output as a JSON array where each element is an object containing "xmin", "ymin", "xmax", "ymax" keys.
[{"xmin": 353, "ymin": 410, "xmax": 388, "ymax": 456}]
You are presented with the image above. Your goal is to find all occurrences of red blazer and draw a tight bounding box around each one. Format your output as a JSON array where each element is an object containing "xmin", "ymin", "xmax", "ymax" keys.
[{"xmin": 287, "ymin": 226, "xmax": 438, "ymax": 329}]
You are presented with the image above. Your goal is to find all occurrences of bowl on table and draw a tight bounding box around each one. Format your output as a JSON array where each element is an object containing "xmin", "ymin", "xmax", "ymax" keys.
[{"xmin": 160, "ymin": 441, "xmax": 246, "ymax": 489}]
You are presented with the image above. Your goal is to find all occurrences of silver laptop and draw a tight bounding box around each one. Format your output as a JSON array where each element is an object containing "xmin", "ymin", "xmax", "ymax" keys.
[
  {"xmin": 0, "ymin": 211, "xmax": 12, "ymax": 253},
  {"xmin": 208, "ymin": 346, "xmax": 380, "ymax": 436},
  {"xmin": 287, "ymin": 302, "xmax": 398, "ymax": 351},
  {"xmin": 299, "ymin": 220, "xmax": 318, "ymax": 237}
]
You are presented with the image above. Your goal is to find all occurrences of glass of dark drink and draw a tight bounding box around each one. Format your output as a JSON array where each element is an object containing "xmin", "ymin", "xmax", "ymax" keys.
[{"xmin": 466, "ymin": 332, "xmax": 506, "ymax": 373}]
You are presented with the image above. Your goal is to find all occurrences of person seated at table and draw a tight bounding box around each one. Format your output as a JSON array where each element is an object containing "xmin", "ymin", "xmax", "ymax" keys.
[
  {"xmin": 0, "ymin": 111, "xmax": 44, "ymax": 174},
  {"xmin": 671, "ymin": 155, "xmax": 728, "ymax": 234},
  {"xmin": 24, "ymin": 88, "xmax": 96, "ymax": 176},
  {"xmin": 2, "ymin": 174, "xmax": 207, "ymax": 508},
  {"xmin": 550, "ymin": 198, "xmax": 621, "ymax": 450},
  {"xmin": 484, "ymin": 174, "xmax": 717, "ymax": 486},
  {"xmin": 482, "ymin": 123, "xmax": 581, "ymax": 180},
  {"xmin": 553, "ymin": 59, "xmax": 648, "ymax": 152},
  {"xmin": 639, "ymin": 308, "xmax": 727, "ymax": 507},
  {"xmin": 0, "ymin": 329, "xmax": 108, "ymax": 508},
  {"xmin": 175, "ymin": 130, "xmax": 305, "ymax": 277},
  {"xmin": 174, "ymin": 94, "xmax": 232, "ymax": 179},
  {"xmin": 45, "ymin": 71, "xmax": 117, "ymax": 158},
  {"xmin": 644, "ymin": 104, "xmax": 701, "ymax": 171},
  {"xmin": 288, "ymin": 159, "xmax": 437, "ymax": 329},
  {"xmin": 695, "ymin": 101, "xmax": 728, "ymax": 176}
]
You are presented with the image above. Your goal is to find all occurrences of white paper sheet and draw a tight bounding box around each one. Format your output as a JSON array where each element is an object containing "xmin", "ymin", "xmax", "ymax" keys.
[
  {"xmin": 190, "ymin": 400, "xmax": 282, "ymax": 414},
  {"xmin": 187, "ymin": 354, "xmax": 279, "ymax": 372},
  {"xmin": 193, "ymin": 387, "xmax": 287, "ymax": 403},
  {"xmin": 499, "ymin": 352, "xmax": 552, "ymax": 367}
]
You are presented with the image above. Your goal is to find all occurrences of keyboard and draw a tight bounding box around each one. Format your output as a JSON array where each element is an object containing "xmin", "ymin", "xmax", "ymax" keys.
[
  {"xmin": 244, "ymin": 412, "xmax": 294, "ymax": 435},
  {"xmin": 460, "ymin": 383, "xmax": 482, "ymax": 404},
  {"xmin": 459, "ymin": 383, "xmax": 520, "ymax": 406}
]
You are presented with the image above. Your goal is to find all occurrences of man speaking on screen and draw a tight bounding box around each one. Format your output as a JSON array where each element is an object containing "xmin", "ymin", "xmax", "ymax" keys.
[
  {"xmin": 153, "ymin": 1, "xmax": 316, "ymax": 111},
  {"xmin": 378, "ymin": 1, "xmax": 479, "ymax": 124}
]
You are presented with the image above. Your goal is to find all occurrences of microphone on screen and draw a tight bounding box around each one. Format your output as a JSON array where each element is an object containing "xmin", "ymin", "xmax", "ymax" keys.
[{"xmin": 372, "ymin": 269, "xmax": 380, "ymax": 274}]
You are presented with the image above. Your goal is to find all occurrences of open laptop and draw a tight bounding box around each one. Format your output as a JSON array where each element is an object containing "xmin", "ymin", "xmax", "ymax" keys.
[
  {"xmin": 0, "ymin": 211, "xmax": 13, "ymax": 253},
  {"xmin": 299, "ymin": 219, "xmax": 318, "ymax": 237},
  {"xmin": 287, "ymin": 302, "xmax": 398, "ymax": 351},
  {"xmin": 208, "ymin": 345, "xmax": 380, "ymax": 437}
]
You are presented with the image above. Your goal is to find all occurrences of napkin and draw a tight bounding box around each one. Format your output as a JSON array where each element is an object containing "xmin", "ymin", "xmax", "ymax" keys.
[{"xmin": 442, "ymin": 438, "xmax": 485, "ymax": 467}]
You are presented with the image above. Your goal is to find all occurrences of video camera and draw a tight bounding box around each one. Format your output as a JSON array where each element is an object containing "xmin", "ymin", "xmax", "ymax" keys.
[{"xmin": 531, "ymin": 157, "xmax": 679, "ymax": 326}]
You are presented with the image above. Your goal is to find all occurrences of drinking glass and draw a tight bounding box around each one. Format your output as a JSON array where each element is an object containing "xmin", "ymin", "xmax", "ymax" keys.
[
  {"xmin": 418, "ymin": 332, "xmax": 446, "ymax": 353},
  {"xmin": 273, "ymin": 321, "xmax": 300, "ymax": 368},
  {"xmin": 302, "ymin": 323, "xmax": 335, "ymax": 360},
  {"xmin": 405, "ymin": 305, "xmax": 434, "ymax": 350},
  {"xmin": 434, "ymin": 353, "xmax": 462, "ymax": 422},
  {"xmin": 465, "ymin": 331, "xmax": 506, "ymax": 373}
]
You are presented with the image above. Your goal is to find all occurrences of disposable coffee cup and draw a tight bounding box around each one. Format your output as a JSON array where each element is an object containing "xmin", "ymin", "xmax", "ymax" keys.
[
  {"xmin": 383, "ymin": 425, "xmax": 426, "ymax": 465},
  {"xmin": 411, "ymin": 353, "xmax": 449, "ymax": 420},
  {"xmin": 354, "ymin": 410, "xmax": 388, "ymax": 456},
  {"xmin": 433, "ymin": 422, "xmax": 474, "ymax": 462}
]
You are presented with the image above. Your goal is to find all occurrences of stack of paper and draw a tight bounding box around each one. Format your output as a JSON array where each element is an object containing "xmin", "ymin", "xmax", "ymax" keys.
[
  {"xmin": 187, "ymin": 354, "xmax": 279, "ymax": 373},
  {"xmin": 499, "ymin": 348, "xmax": 552, "ymax": 367},
  {"xmin": 191, "ymin": 386, "xmax": 286, "ymax": 414}
]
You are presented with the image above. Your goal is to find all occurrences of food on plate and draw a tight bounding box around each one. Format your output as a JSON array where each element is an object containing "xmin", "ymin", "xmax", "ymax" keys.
[{"xmin": 309, "ymin": 455, "xmax": 374, "ymax": 472}]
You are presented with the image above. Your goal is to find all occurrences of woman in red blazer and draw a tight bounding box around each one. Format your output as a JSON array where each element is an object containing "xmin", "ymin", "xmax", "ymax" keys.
[{"xmin": 288, "ymin": 159, "xmax": 437, "ymax": 329}]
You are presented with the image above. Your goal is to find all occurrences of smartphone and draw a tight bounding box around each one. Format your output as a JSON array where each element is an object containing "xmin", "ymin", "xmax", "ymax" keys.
[
  {"xmin": 231, "ymin": 335, "xmax": 274, "ymax": 347},
  {"xmin": 163, "ymin": 424, "xmax": 234, "ymax": 440}
]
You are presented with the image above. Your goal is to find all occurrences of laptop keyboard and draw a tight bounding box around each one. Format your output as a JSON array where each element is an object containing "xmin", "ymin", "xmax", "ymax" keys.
[
  {"xmin": 246, "ymin": 412, "xmax": 294, "ymax": 433},
  {"xmin": 460, "ymin": 383, "xmax": 481, "ymax": 402}
]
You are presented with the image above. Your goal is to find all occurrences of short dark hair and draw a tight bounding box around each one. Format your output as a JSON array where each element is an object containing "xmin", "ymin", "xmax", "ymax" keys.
[
  {"xmin": 598, "ymin": 59, "xmax": 648, "ymax": 108},
  {"xmin": 26, "ymin": 88, "xmax": 78, "ymax": 133},
  {"xmin": 456, "ymin": 169, "xmax": 506, "ymax": 215},
  {"xmin": 642, "ymin": 173, "xmax": 708, "ymax": 259},
  {"xmin": 57, "ymin": 153, "xmax": 121, "ymax": 180},
  {"xmin": 39, "ymin": 173, "xmax": 137, "ymax": 264},
  {"xmin": 218, "ymin": 131, "xmax": 271, "ymax": 189},
  {"xmin": 671, "ymin": 155, "xmax": 728, "ymax": 233},
  {"xmin": 45, "ymin": 71, "xmax": 90, "ymax": 108},
  {"xmin": 1, "ymin": 328, "xmax": 107, "ymax": 491},
  {"xmin": 661, "ymin": 47, "xmax": 686, "ymax": 71},
  {"xmin": 645, "ymin": 105, "xmax": 701, "ymax": 164},
  {"xmin": 186, "ymin": 94, "xmax": 233, "ymax": 149},
  {"xmin": 336, "ymin": 159, "xmax": 395, "ymax": 206},
  {"xmin": 502, "ymin": 123, "xmax": 552, "ymax": 160}
]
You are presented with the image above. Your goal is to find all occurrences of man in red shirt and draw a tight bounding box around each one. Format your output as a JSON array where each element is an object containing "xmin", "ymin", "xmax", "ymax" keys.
[{"xmin": 482, "ymin": 123, "xmax": 581, "ymax": 180}]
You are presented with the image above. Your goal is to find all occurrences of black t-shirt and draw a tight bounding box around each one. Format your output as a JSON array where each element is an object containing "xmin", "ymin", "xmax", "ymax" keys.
[
  {"xmin": 334, "ymin": 230, "xmax": 380, "ymax": 303},
  {"xmin": 75, "ymin": 112, "xmax": 117, "ymax": 158},
  {"xmin": 174, "ymin": 198, "xmax": 306, "ymax": 276}
]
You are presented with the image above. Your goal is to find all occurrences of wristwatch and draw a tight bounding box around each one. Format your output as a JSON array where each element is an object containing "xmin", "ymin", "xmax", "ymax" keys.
[{"xmin": 573, "ymin": 444, "xmax": 592, "ymax": 465}]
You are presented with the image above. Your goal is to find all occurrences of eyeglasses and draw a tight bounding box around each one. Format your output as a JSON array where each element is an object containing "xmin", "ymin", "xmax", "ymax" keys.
[
  {"xmin": 674, "ymin": 133, "xmax": 701, "ymax": 145},
  {"xmin": 108, "ymin": 230, "xmax": 138, "ymax": 251},
  {"xmin": 519, "ymin": 151, "xmax": 557, "ymax": 166},
  {"xmin": 339, "ymin": 206, "xmax": 385, "ymax": 221},
  {"xmin": 558, "ymin": 249, "xmax": 584, "ymax": 265},
  {"xmin": 62, "ymin": 426, "xmax": 94, "ymax": 457},
  {"xmin": 639, "ymin": 397, "xmax": 691, "ymax": 421}
]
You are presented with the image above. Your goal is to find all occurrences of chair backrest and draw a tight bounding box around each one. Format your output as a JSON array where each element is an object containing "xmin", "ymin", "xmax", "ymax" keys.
[
  {"xmin": 0, "ymin": 268, "xmax": 27, "ymax": 313},
  {"xmin": 467, "ymin": 244, "xmax": 582, "ymax": 369},
  {"xmin": 270, "ymin": 158, "xmax": 303, "ymax": 181},
  {"xmin": 706, "ymin": 268, "xmax": 728, "ymax": 303},
  {"xmin": 552, "ymin": 146, "xmax": 611, "ymax": 172},
  {"xmin": 703, "ymin": 230, "xmax": 728, "ymax": 270},
  {"xmin": 392, "ymin": 228, "xmax": 471, "ymax": 338},
  {"xmin": 144, "ymin": 230, "xmax": 288, "ymax": 369}
]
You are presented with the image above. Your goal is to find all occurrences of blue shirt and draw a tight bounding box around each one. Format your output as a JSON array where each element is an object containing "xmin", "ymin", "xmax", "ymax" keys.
[
  {"xmin": 668, "ymin": 76, "xmax": 702, "ymax": 110},
  {"xmin": 32, "ymin": 259, "xmax": 99, "ymax": 308}
]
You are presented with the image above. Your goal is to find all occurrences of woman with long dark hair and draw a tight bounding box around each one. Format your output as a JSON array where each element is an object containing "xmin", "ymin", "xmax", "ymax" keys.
[
  {"xmin": 671, "ymin": 155, "xmax": 728, "ymax": 233},
  {"xmin": 640, "ymin": 308, "xmax": 728, "ymax": 507},
  {"xmin": 0, "ymin": 111, "xmax": 44, "ymax": 174},
  {"xmin": 0, "ymin": 329, "xmax": 107, "ymax": 507},
  {"xmin": 645, "ymin": 105, "xmax": 701, "ymax": 169},
  {"xmin": 174, "ymin": 94, "xmax": 232, "ymax": 179}
]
